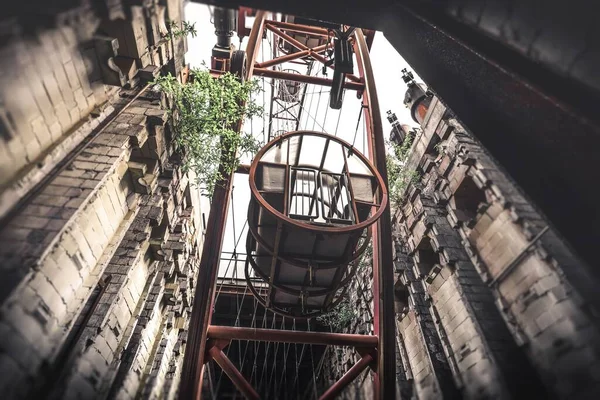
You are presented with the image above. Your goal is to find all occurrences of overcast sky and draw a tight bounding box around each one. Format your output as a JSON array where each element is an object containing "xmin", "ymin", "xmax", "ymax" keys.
[{"xmin": 183, "ymin": 3, "xmax": 421, "ymax": 278}]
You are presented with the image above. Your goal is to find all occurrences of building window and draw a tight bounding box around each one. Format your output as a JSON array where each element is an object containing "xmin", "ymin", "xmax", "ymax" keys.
[
  {"xmin": 452, "ymin": 175, "xmax": 487, "ymax": 227},
  {"xmin": 413, "ymin": 237, "xmax": 440, "ymax": 278}
]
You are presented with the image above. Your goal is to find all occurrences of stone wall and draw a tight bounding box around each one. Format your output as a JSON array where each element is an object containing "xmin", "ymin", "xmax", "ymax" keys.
[
  {"xmin": 0, "ymin": 1, "xmax": 205, "ymax": 398},
  {"xmin": 0, "ymin": 0, "xmax": 187, "ymax": 219},
  {"xmin": 391, "ymin": 91, "xmax": 600, "ymax": 398},
  {"xmin": 0, "ymin": 85, "xmax": 205, "ymax": 399}
]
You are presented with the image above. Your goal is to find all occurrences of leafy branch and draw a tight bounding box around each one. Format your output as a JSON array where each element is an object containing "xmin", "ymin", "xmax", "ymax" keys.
[
  {"xmin": 387, "ymin": 134, "xmax": 420, "ymax": 207},
  {"xmin": 165, "ymin": 20, "xmax": 197, "ymax": 39},
  {"xmin": 316, "ymin": 300, "xmax": 357, "ymax": 330},
  {"xmin": 153, "ymin": 69, "xmax": 263, "ymax": 194}
]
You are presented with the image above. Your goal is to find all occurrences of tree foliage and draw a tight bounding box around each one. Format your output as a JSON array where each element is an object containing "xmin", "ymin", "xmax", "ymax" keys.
[
  {"xmin": 386, "ymin": 134, "xmax": 420, "ymax": 207},
  {"xmin": 165, "ymin": 20, "xmax": 197, "ymax": 39},
  {"xmin": 316, "ymin": 299, "xmax": 357, "ymax": 330},
  {"xmin": 153, "ymin": 69, "xmax": 263, "ymax": 194}
]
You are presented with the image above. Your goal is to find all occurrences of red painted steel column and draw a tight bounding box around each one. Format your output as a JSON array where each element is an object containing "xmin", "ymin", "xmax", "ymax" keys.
[
  {"xmin": 179, "ymin": 11, "xmax": 267, "ymax": 400},
  {"xmin": 319, "ymin": 354, "xmax": 375, "ymax": 400},
  {"xmin": 354, "ymin": 28, "xmax": 397, "ymax": 400},
  {"xmin": 209, "ymin": 347, "xmax": 260, "ymax": 400}
]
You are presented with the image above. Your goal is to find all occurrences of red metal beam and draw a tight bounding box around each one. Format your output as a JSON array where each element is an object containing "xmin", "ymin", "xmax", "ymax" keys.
[
  {"xmin": 318, "ymin": 354, "xmax": 375, "ymax": 400},
  {"xmin": 265, "ymin": 23, "xmax": 362, "ymax": 83},
  {"xmin": 256, "ymin": 48, "xmax": 311, "ymax": 69},
  {"xmin": 178, "ymin": 11, "xmax": 268, "ymax": 400},
  {"xmin": 207, "ymin": 325, "xmax": 378, "ymax": 347},
  {"xmin": 255, "ymin": 43, "xmax": 328, "ymax": 69},
  {"xmin": 353, "ymin": 28, "xmax": 396, "ymax": 400},
  {"xmin": 254, "ymin": 68, "xmax": 364, "ymax": 91},
  {"xmin": 266, "ymin": 23, "xmax": 314, "ymax": 53},
  {"xmin": 267, "ymin": 19, "xmax": 330, "ymax": 36},
  {"xmin": 208, "ymin": 346, "xmax": 260, "ymax": 400}
]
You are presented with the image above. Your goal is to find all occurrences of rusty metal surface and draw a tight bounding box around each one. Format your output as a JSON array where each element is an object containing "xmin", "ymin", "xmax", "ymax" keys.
[
  {"xmin": 207, "ymin": 325, "xmax": 379, "ymax": 347},
  {"xmin": 354, "ymin": 28, "xmax": 397, "ymax": 400},
  {"xmin": 255, "ymin": 46, "xmax": 322, "ymax": 69},
  {"xmin": 264, "ymin": 22, "xmax": 362, "ymax": 83},
  {"xmin": 254, "ymin": 68, "xmax": 364, "ymax": 90},
  {"xmin": 268, "ymin": 19, "xmax": 330, "ymax": 36},
  {"xmin": 207, "ymin": 346, "xmax": 260, "ymax": 400},
  {"xmin": 248, "ymin": 131, "xmax": 387, "ymax": 234}
]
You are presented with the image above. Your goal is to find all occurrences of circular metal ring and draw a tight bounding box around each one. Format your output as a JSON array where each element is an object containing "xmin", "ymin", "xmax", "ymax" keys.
[{"xmin": 249, "ymin": 130, "xmax": 388, "ymax": 235}]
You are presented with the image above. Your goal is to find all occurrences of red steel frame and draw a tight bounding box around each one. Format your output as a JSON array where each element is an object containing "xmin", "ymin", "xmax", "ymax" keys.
[
  {"xmin": 179, "ymin": 12, "xmax": 395, "ymax": 400},
  {"xmin": 353, "ymin": 28, "xmax": 397, "ymax": 400}
]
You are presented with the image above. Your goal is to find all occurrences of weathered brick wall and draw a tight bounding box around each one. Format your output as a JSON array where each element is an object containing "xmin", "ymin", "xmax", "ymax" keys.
[
  {"xmin": 0, "ymin": 9, "xmax": 115, "ymax": 216},
  {"xmin": 391, "ymin": 87, "xmax": 600, "ymax": 398},
  {"xmin": 396, "ymin": 190, "xmax": 547, "ymax": 399},
  {"xmin": 394, "ymin": 248, "xmax": 459, "ymax": 400},
  {"xmin": 0, "ymin": 86, "xmax": 204, "ymax": 398},
  {"xmin": 0, "ymin": 1, "xmax": 204, "ymax": 398},
  {"xmin": 0, "ymin": 0, "xmax": 187, "ymax": 219},
  {"xmin": 441, "ymin": 125, "xmax": 600, "ymax": 398}
]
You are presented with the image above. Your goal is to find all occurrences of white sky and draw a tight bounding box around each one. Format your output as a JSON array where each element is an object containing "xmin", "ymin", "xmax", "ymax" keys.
[{"xmin": 183, "ymin": 3, "xmax": 421, "ymax": 279}]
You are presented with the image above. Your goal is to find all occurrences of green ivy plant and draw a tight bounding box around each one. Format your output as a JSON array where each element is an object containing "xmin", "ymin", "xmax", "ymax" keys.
[
  {"xmin": 317, "ymin": 299, "xmax": 357, "ymax": 330},
  {"xmin": 165, "ymin": 20, "xmax": 197, "ymax": 39},
  {"xmin": 387, "ymin": 134, "xmax": 420, "ymax": 207},
  {"xmin": 153, "ymin": 69, "xmax": 263, "ymax": 194}
]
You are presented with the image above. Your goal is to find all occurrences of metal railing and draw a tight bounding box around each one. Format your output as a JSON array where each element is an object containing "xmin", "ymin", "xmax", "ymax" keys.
[
  {"xmin": 288, "ymin": 167, "xmax": 319, "ymax": 221},
  {"xmin": 286, "ymin": 167, "xmax": 355, "ymax": 224},
  {"xmin": 320, "ymin": 172, "xmax": 354, "ymax": 224}
]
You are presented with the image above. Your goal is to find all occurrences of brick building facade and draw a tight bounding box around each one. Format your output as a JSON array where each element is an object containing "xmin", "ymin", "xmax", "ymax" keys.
[
  {"xmin": 0, "ymin": 1, "xmax": 208, "ymax": 398},
  {"xmin": 387, "ymin": 83, "xmax": 600, "ymax": 399}
]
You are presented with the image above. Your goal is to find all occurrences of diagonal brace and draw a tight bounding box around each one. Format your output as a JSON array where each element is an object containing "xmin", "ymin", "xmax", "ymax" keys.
[
  {"xmin": 319, "ymin": 353, "xmax": 375, "ymax": 400},
  {"xmin": 265, "ymin": 23, "xmax": 361, "ymax": 83},
  {"xmin": 208, "ymin": 346, "xmax": 260, "ymax": 400}
]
